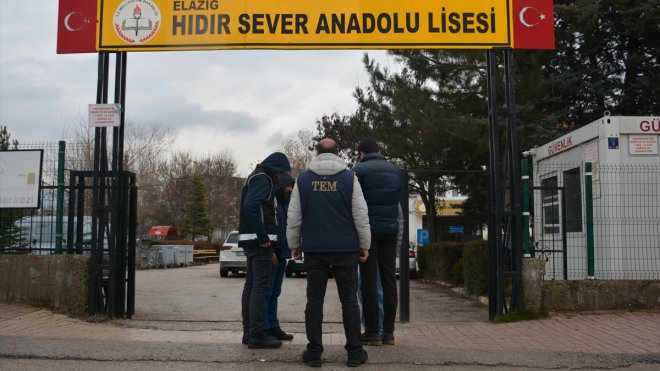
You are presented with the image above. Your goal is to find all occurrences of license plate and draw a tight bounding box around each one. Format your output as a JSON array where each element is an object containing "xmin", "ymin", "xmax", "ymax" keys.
[{"xmin": 235, "ymin": 251, "xmax": 244, "ymax": 256}]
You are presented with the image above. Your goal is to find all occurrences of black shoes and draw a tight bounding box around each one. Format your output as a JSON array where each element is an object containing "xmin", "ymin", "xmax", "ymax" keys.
[
  {"xmin": 247, "ymin": 332, "xmax": 282, "ymax": 349},
  {"xmin": 347, "ymin": 348, "xmax": 368, "ymax": 367},
  {"xmin": 382, "ymin": 332, "xmax": 395, "ymax": 345},
  {"xmin": 242, "ymin": 333, "xmax": 248, "ymax": 345},
  {"xmin": 268, "ymin": 327, "xmax": 294, "ymax": 341},
  {"xmin": 302, "ymin": 350, "xmax": 322, "ymax": 367},
  {"xmin": 360, "ymin": 332, "xmax": 382, "ymax": 346}
]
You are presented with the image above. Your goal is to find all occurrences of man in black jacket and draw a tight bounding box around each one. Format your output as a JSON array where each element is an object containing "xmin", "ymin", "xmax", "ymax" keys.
[
  {"xmin": 239, "ymin": 152, "xmax": 291, "ymax": 349},
  {"xmin": 354, "ymin": 138, "xmax": 403, "ymax": 347}
]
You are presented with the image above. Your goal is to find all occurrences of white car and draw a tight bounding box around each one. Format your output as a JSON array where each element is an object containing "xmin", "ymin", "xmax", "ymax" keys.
[
  {"xmin": 395, "ymin": 246, "xmax": 418, "ymax": 279},
  {"xmin": 219, "ymin": 231, "xmax": 246, "ymax": 277}
]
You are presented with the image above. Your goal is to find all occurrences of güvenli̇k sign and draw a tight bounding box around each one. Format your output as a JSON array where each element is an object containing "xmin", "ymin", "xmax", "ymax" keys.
[{"xmin": 56, "ymin": 0, "xmax": 555, "ymax": 53}]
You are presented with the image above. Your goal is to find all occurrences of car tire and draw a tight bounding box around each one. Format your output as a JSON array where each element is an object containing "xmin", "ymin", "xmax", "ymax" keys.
[
  {"xmin": 285, "ymin": 269, "xmax": 293, "ymax": 278},
  {"xmin": 409, "ymin": 270, "xmax": 417, "ymax": 280},
  {"xmin": 220, "ymin": 269, "xmax": 228, "ymax": 277}
]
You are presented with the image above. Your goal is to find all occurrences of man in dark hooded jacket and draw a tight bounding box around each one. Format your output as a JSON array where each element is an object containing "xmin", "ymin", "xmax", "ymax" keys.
[
  {"xmin": 239, "ymin": 152, "xmax": 291, "ymax": 349},
  {"xmin": 354, "ymin": 138, "xmax": 402, "ymax": 347}
]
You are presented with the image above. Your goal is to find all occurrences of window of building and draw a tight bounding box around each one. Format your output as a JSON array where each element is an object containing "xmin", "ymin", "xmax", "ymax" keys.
[
  {"xmin": 563, "ymin": 167, "xmax": 583, "ymax": 232},
  {"xmin": 541, "ymin": 175, "xmax": 560, "ymax": 234}
]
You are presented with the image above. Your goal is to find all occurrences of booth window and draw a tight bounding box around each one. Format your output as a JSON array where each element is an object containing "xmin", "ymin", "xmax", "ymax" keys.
[
  {"xmin": 563, "ymin": 167, "xmax": 583, "ymax": 232},
  {"xmin": 541, "ymin": 175, "xmax": 560, "ymax": 234}
]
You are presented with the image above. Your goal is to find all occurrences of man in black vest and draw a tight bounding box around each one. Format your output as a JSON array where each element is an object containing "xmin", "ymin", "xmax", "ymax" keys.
[
  {"xmin": 239, "ymin": 152, "xmax": 291, "ymax": 349},
  {"xmin": 354, "ymin": 138, "xmax": 403, "ymax": 346},
  {"xmin": 287, "ymin": 138, "xmax": 371, "ymax": 367}
]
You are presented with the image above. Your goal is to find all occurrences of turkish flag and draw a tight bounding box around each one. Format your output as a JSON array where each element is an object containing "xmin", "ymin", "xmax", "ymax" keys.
[
  {"xmin": 512, "ymin": 0, "xmax": 555, "ymax": 50},
  {"xmin": 57, "ymin": 0, "xmax": 97, "ymax": 54}
]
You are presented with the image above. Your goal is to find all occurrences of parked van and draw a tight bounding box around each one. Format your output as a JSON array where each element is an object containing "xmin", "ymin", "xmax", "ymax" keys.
[{"xmin": 13, "ymin": 215, "xmax": 94, "ymax": 255}]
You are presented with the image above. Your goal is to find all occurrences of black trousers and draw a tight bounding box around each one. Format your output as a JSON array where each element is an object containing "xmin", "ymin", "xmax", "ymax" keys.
[
  {"xmin": 359, "ymin": 233, "xmax": 397, "ymax": 334},
  {"xmin": 304, "ymin": 251, "xmax": 363, "ymax": 357},
  {"xmin": 241, "ymin": 245, "xmax": 273, "ymax": 337}
]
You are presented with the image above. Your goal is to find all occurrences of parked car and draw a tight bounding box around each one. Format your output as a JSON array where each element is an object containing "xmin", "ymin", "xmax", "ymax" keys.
[
  {"xmin": 285, "ymin": 254, "xmax": 305, "ymax": 278},
  {"xmin": 219, "ymin": 231, "xmax": 246, "ymax": 277},
  {"xmin": 396, "ymin": 246, "xmax": 418, "ymax": 279},
  {"xmin": 286, "ymin": 246, "xmax": 416, "ymax": 279}
]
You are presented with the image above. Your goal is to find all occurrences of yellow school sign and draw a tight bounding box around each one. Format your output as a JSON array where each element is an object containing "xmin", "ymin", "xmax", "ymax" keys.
[{"xmin": 98, "ymin": 0, "xmax": 517, "ymax": 51}]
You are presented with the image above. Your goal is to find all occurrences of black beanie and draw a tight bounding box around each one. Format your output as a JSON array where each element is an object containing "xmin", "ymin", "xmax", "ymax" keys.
[{"xmin": 358, "ymin": 138, "xmax": 379, "ymax": 154}]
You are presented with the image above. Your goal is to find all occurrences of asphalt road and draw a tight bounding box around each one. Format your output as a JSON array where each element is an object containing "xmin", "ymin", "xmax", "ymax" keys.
[{"xmin": 125, "ymin": 263, "xmax": 488, "ymax": 332}]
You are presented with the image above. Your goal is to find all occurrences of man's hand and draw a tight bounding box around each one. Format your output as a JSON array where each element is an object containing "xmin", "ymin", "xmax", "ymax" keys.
[
  {"xmin": 259, "ymin": 240, "xmax": 272, "ymax": 249},
  {"xmin": 359, "ymin": 249, "xmax": 369, "ymax": 263},
  {"xmin": 272, "ymin": 253, "xmax": 278, "ymax": 266},
  {"xmin": 292, "ymin": 247, "xmax": 302, "ymax": 260}
]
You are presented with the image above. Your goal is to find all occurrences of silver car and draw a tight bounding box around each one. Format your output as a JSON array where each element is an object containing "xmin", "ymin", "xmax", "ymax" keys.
[{"xmin": 219, "ymin": 231, "xmax": 246, "ymax": 277}]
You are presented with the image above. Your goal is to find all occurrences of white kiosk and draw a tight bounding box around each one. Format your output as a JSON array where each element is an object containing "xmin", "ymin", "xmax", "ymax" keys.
[{"xmin": 526, "ymin": 115, "xmax": 659, "ymax": 280}]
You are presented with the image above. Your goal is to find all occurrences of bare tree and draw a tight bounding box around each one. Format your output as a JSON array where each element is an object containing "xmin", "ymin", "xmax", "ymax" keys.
[
  {"xmin": 63, "ymin": 118, "xmax": 173, "ymax": 233},
  {"xmin": 280, "ymin": 129, "xmax": 315, "ymax": 177},
  {"xmin": 144, "ymin": 150, "xmax": 241, "ymax": 241}
]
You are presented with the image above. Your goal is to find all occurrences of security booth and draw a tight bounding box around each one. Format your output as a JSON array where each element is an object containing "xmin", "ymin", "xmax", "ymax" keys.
[{"xmin": 524, "ymin": 115, "xmax": 660, "ymax": 280}]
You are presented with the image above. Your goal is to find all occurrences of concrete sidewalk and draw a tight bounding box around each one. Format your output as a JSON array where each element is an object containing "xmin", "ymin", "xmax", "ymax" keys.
[{"xmin": 1, "ymin": 300, "xmax": 659, "ymax": 370}]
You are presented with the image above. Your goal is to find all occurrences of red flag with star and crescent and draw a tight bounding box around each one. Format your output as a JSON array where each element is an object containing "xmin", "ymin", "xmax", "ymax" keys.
[
  {"xmin": 512, "ymin": 0, "xmax": 555, "ymax": 50},
  {"xmin": 57, "ymin": 0, "xmax": 97, "ymax": 54}
]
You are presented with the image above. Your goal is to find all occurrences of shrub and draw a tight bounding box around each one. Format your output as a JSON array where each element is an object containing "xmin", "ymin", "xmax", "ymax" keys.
[
  {"xmin": 418, "ymin": 241, "xmax": 463, "ymax": 284},
  {"xmin": 462, "ymin": 240, "xmax": 488, "ymax": 295},
  {"xmin": 451, "ymin": 258, "xmax": 464, "ymax": 285}
]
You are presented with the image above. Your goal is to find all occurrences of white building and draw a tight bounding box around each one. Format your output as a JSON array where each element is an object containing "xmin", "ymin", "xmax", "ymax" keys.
[{"xmin": 527, "ymin": 115, "xmax": 660, "ymax": 280}]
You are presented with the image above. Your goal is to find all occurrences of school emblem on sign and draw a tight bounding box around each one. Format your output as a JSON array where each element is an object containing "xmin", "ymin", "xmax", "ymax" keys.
[{"xmin": 113, "ymin": 0, "xmax": 161, "ymax": 44}]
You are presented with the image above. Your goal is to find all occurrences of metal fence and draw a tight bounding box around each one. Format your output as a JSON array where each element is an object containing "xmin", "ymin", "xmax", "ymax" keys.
[
  {"xmin": 529, "ymin": 162, "xmax": 660, "ymax": 280},
  {"xmin": 0, "ymin": 141, "xmax": 92, "ymax": 254}
]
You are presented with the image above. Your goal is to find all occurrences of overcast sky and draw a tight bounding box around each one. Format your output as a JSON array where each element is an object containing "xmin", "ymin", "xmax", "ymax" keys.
[{"xmin": 0, "ymin": 2, "xmax": 391, "ymax": 176}]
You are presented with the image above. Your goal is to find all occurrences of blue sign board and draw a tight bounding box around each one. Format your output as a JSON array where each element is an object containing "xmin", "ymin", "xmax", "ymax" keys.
[
  {"xmin": 608, "ymin": 137, "xmax": 619, "ymax": 149},
  {"xmin": 417, "ymin": 228, "xmax": 430, "ymax": 245},
  {"xmin": 449, "ymin": 225, "xmax": 465, "ymax": 234}
]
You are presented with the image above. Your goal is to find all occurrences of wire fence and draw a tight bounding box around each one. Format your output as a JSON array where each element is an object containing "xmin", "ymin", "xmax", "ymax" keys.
[
  {"xmin": 4, "ymin": 143, "xmax": 659, "ymax": 280},
  {"xmin": 0, "ymin": 141, "xmax": 92, "ymax": 254},
  {"xmin": 531, "ymin": 162, "xmax": 660, "ymax": 280}
]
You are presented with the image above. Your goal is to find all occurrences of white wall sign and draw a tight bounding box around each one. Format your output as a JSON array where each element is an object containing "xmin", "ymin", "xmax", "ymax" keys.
[
  {"xmin": 628, "ymin": 135, "xmax": 658, "ymax": 155},
  {"xmin": 89, "ymin": 104, "xmax": 121, "ymax": 127},
  {"xmin": 0, "ymin": 150, "xmax": 43, "ymax": 208},
  {"xmin": 585, "ymin": 141, "xmax": 598, "ymax": 162}
]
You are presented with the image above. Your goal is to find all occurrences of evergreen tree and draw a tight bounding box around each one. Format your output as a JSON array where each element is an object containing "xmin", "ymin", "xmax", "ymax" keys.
[
  {"xmin": 316, "ymin": 51, "xmax": 490, "ymax": 242},
  {"xmin": 178, "ymin": 176, "xmax": 213, "ymax": 241},
  {"xmin": 515, "ymin": 0, "xmax": 660, "ymax": 148},
  {"xmin": 1, "ymin": 125, "xmax": 15, "ymax": 150}
]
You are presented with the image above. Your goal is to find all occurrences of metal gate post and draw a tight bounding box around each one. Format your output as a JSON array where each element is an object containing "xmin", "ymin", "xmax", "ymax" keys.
[
  {"xmin": 522, "ymin": 158, "xmax": 531, "ymax": 257},
  {"xmin": 55, "ymin": 140, "xmax": 65, "ymax": 254},
  {"xmin": 486, "ymin": 49, "xmax": 524, "ymax": 318},
  {"xmin": 399, "ymin": 171, "xmax": 410, "ymax": 323},
  {"xmin": 486, "ymin": 50, "xmax": 504, "ymax": 319},
  {"xmin": 585, "ymin": 162, "xmax": 595, "ymax": 279},
  {"xmin": 504, "ymin": 50, "xmax": 524, "ymax": 312}
]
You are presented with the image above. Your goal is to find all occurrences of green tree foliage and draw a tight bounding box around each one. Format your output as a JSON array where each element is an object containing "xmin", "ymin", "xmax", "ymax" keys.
[
  {"xmin": 0, "ymin": 126, "xmax": 9, "ymax": 150},
  {"xmin": 318, "ymin": 1, "xmax": 658, "ymax": 241},
  {"xmin": 0, "ymin": 125, "xmax": 18, "ymax": 150},
  {"xmin": 316, "ymin": 51, "xmax": 490, "ymax": 242},
  {"xmin": 178, "ymin": 176, "xmax": 213, "ymax": 241},
  {"xmin": 515, "ymin": 0, "xmax": 660, "ymax": 148}
]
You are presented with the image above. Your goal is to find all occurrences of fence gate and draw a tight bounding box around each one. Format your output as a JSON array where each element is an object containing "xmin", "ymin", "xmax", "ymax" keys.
[
  {"xmin": 530, "ymin": 184, "xmax": 568, "ymax": 280},
  {"xmin": 69, "ymin": 170, "xmax": 137, "ymax": 318}
]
